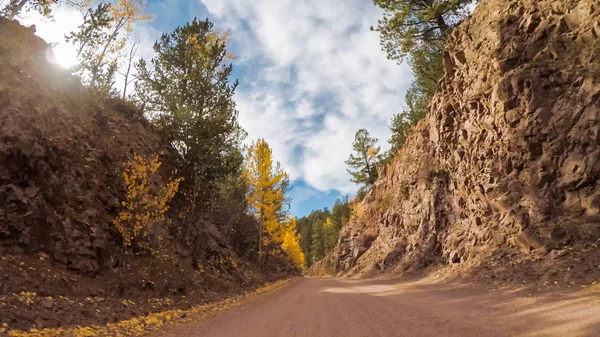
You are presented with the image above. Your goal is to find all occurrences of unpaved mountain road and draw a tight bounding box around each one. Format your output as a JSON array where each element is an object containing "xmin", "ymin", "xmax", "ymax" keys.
[{"xmin": 152, "ymin": 277, "xmax": 600, "ymax": 337}]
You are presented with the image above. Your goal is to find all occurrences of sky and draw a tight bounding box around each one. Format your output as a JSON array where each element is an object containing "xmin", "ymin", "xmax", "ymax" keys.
[{"xmin": 18, "ymin": 0, "xmax": 413, "ymax": 217}]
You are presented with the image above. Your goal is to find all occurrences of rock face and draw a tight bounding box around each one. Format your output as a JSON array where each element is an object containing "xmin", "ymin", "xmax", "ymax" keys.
[{"xmin": 332, "ymin": 0, "xmax": 600, "ymax": 277}]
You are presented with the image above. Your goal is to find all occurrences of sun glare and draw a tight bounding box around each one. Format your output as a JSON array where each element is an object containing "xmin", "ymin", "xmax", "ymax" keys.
[{"xmin": 47, "ymin": 43, "xmax": 79, "ymax": 69}]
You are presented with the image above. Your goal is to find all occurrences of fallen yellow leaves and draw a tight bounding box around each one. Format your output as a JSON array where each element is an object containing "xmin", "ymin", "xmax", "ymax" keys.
[{"xmin": 6, "ymin": 279, "xmax": 293, "ymax": 337}]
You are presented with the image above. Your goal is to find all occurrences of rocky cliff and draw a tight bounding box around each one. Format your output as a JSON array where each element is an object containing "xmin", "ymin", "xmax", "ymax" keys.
[{"xmin": 324, "ymin": 0, "xmax": 600, "ymax": 283}]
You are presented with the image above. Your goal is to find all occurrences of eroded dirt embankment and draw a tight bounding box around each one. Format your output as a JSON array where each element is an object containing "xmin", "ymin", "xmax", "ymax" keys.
[{"xmin": 0, "ymin": 17, "xmax": 294, "ymax": 332}]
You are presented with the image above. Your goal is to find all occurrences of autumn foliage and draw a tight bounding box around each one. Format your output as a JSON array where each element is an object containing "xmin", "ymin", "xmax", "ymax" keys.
[
  {"xmin": 242, "ymin": 138, "xmax": 305, "ymax": 269},
  {"xmin": 114, "ymin": 153, "xmax": 182, "ymax": 247},
  {"xmin": 281, "ymin": 218, "xmax": 305, "ymax": 270}
]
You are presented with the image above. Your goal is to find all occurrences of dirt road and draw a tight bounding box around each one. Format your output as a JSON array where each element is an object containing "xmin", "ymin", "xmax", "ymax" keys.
[{"xmin": 154, "ymin": 277, "xmax": 600, "ymax": 337}]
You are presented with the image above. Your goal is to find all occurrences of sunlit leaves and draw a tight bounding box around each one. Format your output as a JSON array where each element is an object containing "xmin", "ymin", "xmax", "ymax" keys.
[
  {"xmin": 114, "ymin": 153, "xmax": 182, "ymax": 247},
  {"xmin": 281, "ymin": 218, "xmax": 305, "ymax": 270},
  {"xmin": 242, "ymin": 139, "xmax": 290, "ymax": 260},
  {"xmin": 65, "ymin": 0, "xmax": 152, "ymax": 94}
]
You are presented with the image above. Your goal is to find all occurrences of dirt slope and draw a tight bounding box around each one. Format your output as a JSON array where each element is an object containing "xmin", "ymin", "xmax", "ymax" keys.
[
  {"xmin": 0, "ymin": 17, "xmax": 294, "ymax": 332},
  {"xmin": 315, "ymin": 0, "xmax": 600, "ymax": 283},
  {"xmin": 149, "ymin": 278, "xmax": 600, "ymax": 337}
]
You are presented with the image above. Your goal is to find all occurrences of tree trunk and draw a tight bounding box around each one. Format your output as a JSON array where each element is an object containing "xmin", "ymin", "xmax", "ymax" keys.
[
  {"xmin": 436, "ymin": 15, "xmax": 450, "ymax": 36},
  {"xmin": 5, "ymin": 0, "xmax": 28, "ymax": 19},
  {"xmin": 258, "ymin": 219, "xmax": 263, "ymax": 267}
]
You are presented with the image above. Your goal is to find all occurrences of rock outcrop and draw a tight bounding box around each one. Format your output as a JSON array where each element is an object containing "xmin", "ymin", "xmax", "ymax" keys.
[{"xmin": 330, "ymin": 0, "xmax": 600, "ymax": 279}]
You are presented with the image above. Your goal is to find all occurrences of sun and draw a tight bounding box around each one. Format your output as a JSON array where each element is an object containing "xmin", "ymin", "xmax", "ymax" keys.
[{"xmin": 47, "ymin": 43, "xmax": 79, "ymax": 69}]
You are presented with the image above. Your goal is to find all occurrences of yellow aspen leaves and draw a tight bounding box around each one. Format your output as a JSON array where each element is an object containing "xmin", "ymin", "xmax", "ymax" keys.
[
  {"xmin": 349, "ymin": 198, "xmax": 365, "ymax": 220},
  {"xmin": 323, "ymin": 217, "xmax": 333, "ymax": 229},
  {"xmin": 113, "ymin": 153, "xmax": 182, "ymax": 247},
  {"xmin": 108, "ymin": 0, "xmax": 154, "ymax": 33},
  {"xmin": 367, "ymin": 147, "xmax": 379, "ymax": 159},
  {"xmin": 242, "ymin": 139, "xmax": 288, "ymax": 257},
  {"xmin": 281, "ymin": 218, "xmax": 305, "ymax": 270},
  {"xmin": 185, "ymin": 27, "xmax": 236, "ymax": 69}
]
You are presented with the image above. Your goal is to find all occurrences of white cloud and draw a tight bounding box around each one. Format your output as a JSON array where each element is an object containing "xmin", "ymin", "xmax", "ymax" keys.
[
  {"xmin": 201, "ymin": 0, "xmax": 413, "ymax": 193},
  {"xmin": 15, "ymin": 0, "xmax": 414, "ymax": 195}
]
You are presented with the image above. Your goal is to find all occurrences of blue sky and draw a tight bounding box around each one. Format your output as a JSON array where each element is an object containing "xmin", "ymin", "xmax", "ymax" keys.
[{"xmin": 23, "ymin": 0, "xmax": 413, "ymax": 218}]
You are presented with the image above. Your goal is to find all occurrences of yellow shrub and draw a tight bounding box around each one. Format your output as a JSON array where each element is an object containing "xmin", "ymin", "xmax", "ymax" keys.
[
  {"xmin": 349, "ymin": 199, "xmax": 365, "ymax": 220},
  {"xmin": 114, "ymin": 153, "xmax": 183, "ymax": 247}
]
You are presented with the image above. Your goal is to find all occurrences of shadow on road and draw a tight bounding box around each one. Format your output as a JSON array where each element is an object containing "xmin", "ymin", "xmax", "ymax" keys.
[{"xmin": 320, "ymin": 277, "xmax": 600, "ymax": 337}]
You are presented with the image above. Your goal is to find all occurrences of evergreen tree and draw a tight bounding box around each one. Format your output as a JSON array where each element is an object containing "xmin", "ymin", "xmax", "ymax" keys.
[
  {"xmin": 346, "ymin": 129, "xmax": 381, "ymax": 186},
  {"xmin": 330, "ymin": 198, "xmax": 351, "ymax": 234},
  {"xmin": 371, "ymin": 0, "xmax": 474, "ymax": 63},
  {"xmin": 374, "ymin": 1, "xmax": 473, "ymax": 157},
  {"xmin": 135, "ymin": 18, "xmax": 245, "ymax": 209},
  {"xmin": 297, "ymin": 216, "xmax": 313, "ymax": 267},
  {"xmin": 311, "ymin": 215, "xmax": 326, "ymax": 263}
]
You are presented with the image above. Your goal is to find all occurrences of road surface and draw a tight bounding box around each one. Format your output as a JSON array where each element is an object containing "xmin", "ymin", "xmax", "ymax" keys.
[{"xmin": 154, "ymin": 277, "xmax": 600, "ymax": 337}]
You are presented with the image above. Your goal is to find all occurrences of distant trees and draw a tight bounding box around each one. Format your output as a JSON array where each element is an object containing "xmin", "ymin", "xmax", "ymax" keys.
[
  {"xmin": 296, "ymin": 197, "xmax": 351, "ymax": 268},
  {"xmin": 346, "ymin": 129, "xmax": 382, "ymax": 186},
  {"xmin": 322, "ymin": 198, "xmax": 351, "ymax": 254}
]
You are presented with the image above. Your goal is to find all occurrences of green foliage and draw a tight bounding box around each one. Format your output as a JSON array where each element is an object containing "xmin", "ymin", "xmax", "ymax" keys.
[
  {"xmin": 371, "ymin": 0, "xmax": 474, "ymax": 63},
  {"xmin": 65, "ymin": 3, "xmax": 116, "ymax": 94},
  {"xmin": 135, "ymin": 18, "xmax": 246, "ymax": 207},
  {"xmin": 378, "ymin": 1, "xmax": 472, "ymax": 157},
  {"xmin": 65, "ymin": 0, "xmax": 152, "ymax": 95},
  {"xmin": 310, "ymin": 212, "xmax": 327, "ymax": 264},
  {"xmin": 296, "ymin": 197, "xmax": 352, "ymax": 268},
  {"xmin": 355, "ymin": 186, "xmax": 369, "ymax": 203},
  {"xmin": 297, "ymin": 209, "xmax": 328, "ymax": 267},
  {"xmin": 1, "ymin": 0, "xmax": 59, "ymax": 20},
  {"xmin": 324, "ymin": 198, "xmax": 350, "ymax": 252},
  {"xmin": 346, "ymin": 129, "xmax": 381, "ymax": 186}
]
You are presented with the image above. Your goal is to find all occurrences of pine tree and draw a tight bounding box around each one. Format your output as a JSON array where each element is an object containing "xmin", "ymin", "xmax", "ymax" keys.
[
  {"xmin": 242, "ymin": 138, "xmax": 289, "ymax": 265},
  {"xmin": 135, "ymin": 18, "xmax": 245, "ymax": 211},
  {"xmin": 330, "ymin": 198, "xmax": 350, "ymax": 234},
  {"xmin": 311, "ymin": 217, "xmax": 325, "ymax": 263},
  {"xmin": 346, "ymin": 129, "xmax": 381, "ymax": 186},
  {"xmin": 297, "ymin": 216, "xmax": 313, "ymax": 267},
  {"xmin": 374, "ymin": 1, "xmax": 474, "ymax": 157},
  {"xmin": 371, "ymin": 0, "xmax": 475, "ymax": 63}
]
